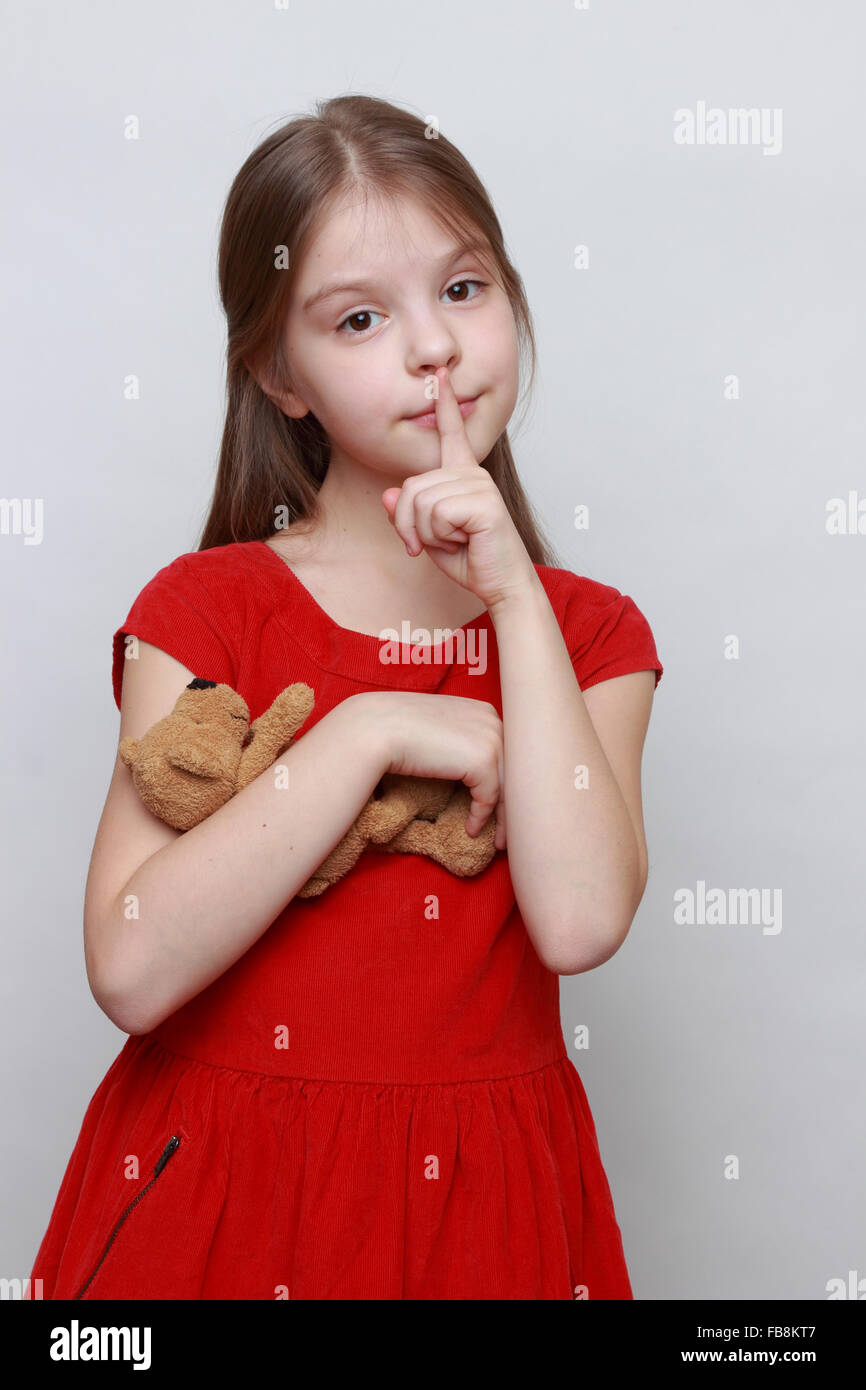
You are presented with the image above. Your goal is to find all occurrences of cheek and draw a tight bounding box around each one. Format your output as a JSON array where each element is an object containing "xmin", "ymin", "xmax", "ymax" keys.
[
  {"xmin": 315, "ymin": 360, "xmax": 397, "ymax": 435},
  {"xmin": 298, "ymin": 339, "xmax": 390, "ymax": 422},
  {"xmin": 475, "ymin": 300, "xmax": 519, "ymax": 373},
  {"xmin": 337, "ymin": 363, "xmax": 395, "ymax": 422},
  {"xmin": 479, "ymin": 308, "xmax": 520, "ymax": 418},
  {"xmin": 478, "ymin": 294, "xmax": 517, "ymax": 350}
]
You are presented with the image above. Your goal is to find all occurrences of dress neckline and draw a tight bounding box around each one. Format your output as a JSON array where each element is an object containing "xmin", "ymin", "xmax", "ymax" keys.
[
  {"xmin": 255, "ymin": 538, "xmax": 492, "ymax": 645},
  {"xmin": 250, "ymin": 539, "xmax": 496, "ymax": 689}
]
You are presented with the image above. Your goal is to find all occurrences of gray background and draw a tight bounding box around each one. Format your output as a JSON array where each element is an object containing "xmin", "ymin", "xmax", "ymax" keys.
[{"xmin": 2, "ymin": 0, "xmax": 863, "ymax": 1300}]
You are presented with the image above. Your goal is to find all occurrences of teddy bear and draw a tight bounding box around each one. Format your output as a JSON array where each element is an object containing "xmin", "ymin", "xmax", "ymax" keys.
[{"xmin": 119, "ymin": 678, "xmax": 497, "ymax": 898}]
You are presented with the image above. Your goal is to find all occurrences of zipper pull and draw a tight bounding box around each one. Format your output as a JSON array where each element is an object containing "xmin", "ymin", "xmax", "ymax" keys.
[{"xmin": 154, "ymin": 1134, "xmax": 181, "ymax": 1176}]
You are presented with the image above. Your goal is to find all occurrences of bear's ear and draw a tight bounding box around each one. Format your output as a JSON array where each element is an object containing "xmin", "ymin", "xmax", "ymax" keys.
[
  {"xmin": 119, "ymin": 736, "xmax": 138, "ymax": 766},
  {"xmin": 187, "ymin": 677, "xmax": 218, "ymax": 690}
]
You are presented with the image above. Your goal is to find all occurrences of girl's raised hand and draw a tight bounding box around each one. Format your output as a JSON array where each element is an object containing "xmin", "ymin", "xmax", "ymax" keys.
[{"xmin": 381, "ymin": 366, "xmax": 537, "ymax": 612}]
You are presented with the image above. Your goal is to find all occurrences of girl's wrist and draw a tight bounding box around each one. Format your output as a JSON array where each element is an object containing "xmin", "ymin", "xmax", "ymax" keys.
[
  {"xmin": 486, "ymin": 568, "xmax": 548, "ymax": 627},
  {"xmin": 331, "ymin": 692, "xmax": 400, "ymax": 776}
]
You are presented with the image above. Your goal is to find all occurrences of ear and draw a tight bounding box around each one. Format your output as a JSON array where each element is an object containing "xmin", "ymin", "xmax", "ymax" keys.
[{"xmin": 244, "ymin": 356, "xmax": 310, "ymax": 419}]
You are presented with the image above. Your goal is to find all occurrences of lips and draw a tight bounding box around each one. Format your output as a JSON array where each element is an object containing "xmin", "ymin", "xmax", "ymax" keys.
[{"xmin": 404, "ymin": 393, "xmax": 479, "ymax": 419}]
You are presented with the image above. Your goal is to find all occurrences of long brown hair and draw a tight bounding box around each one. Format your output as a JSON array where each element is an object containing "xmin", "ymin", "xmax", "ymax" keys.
[{"xmin": 197, "ymin": 93, "xmax": 561, "ymax": 567}]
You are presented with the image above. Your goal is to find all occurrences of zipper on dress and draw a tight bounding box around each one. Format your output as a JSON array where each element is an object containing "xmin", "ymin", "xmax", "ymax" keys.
[{"xmin": 73, "ymin": 1134, "xmax": 181, "ymax": 1300}]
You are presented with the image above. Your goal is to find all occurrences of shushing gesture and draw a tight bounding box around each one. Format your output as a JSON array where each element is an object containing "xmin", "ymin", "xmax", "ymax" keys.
[{"xmin": 380, "ymin": 366, "xmax": 537, "ymax": 612}]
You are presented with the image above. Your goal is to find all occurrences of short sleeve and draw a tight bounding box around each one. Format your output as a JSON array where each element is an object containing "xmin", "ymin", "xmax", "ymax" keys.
[
  {"xmin": 560, "ymin": 573, "xmax": 663, "ymax": 694},
  {"xmin": 112, "ymin": 555, "xmax": 237, "ymax": 710}
]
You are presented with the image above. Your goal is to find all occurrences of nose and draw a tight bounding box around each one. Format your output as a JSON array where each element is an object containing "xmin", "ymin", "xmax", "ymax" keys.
[
  {"xmin": 403, "ymin": 313, "xmax": 461, "ymax": 380},
  {"xmin": 410, "ymin": 351, "xmax": 459, "ymax": 397}
]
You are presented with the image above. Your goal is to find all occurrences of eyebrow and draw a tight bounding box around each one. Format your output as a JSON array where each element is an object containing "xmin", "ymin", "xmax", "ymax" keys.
[{"xmin": 302, "ymin": 241, "xmax": 490, "ymax": 313}]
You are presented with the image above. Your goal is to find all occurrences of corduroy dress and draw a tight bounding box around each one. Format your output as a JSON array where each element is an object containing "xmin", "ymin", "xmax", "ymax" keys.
[{"xmin": 29, "ymin": 540, "xmax": 662, "ymax": 1300}]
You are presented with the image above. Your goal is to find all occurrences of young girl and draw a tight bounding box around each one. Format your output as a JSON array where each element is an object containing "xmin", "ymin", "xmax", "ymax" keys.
[{"xmin": 30, "ymin": 94, "xmax": 662, "ymax": 1301}]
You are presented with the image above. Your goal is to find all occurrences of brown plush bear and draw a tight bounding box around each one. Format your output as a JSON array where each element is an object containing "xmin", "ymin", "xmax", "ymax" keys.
[{"xmin": 119, "ymin": 678, "xmax": 497, "ymax": 898}]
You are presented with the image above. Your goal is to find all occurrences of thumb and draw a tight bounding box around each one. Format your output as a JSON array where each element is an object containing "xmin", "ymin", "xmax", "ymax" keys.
[{"xmin": 381, "ymin": 487, "xmax": 400, "ymax": 518}]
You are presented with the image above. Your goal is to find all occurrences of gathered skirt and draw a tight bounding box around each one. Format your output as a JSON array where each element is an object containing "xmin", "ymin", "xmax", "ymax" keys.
[{"xmin": 29, "ymin": 1033, "xmax": 633, "ymax": 1300}]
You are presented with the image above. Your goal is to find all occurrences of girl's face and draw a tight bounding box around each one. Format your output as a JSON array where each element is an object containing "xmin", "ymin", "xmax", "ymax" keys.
[{"xmin": 273, "ymin": 192, "xmax": 520, "ymax": 479}]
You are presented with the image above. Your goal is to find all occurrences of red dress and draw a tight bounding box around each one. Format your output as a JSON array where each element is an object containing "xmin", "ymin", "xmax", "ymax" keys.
[{"xmin": 29, "ymin": 540, "xmax": 663, "ymax": 1300}]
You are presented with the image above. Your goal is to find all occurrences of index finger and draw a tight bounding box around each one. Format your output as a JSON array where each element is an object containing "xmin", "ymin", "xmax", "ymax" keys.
[{"xmin": 434, "ymin": 366, "xmax": 481, "ymax": 470}]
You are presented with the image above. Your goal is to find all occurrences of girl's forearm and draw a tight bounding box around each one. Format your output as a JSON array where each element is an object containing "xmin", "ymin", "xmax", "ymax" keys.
[
  {"xmin": 489, "ymin": 576, "xmax": 641, "ymax": 975},
  {"xmin": 98, "ymin": 694, "xmax": 391, "ymax": 1035}
]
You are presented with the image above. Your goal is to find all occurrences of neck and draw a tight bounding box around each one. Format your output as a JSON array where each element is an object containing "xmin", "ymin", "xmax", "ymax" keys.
[{"xmin": 290, "ymin": 446, "xmax": 447, "ymax": 588}]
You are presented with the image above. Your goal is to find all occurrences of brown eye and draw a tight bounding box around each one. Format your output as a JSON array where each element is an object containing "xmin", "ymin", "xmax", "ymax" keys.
[
  {"xmin": 336, "ymin": 309, "xmax": 384, "ymax": 336},
  {"xmin": 445, "ymin": 279, "xmax": 485, "ymax": 303}
]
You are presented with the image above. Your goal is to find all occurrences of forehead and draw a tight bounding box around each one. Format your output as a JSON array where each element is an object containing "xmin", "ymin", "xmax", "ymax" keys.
[{"xmin": 297, "ymin": 191, "xmax": 477, "ymax": 281}]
